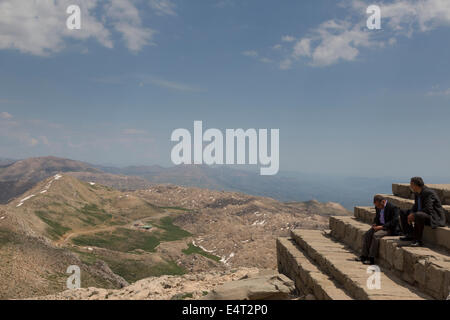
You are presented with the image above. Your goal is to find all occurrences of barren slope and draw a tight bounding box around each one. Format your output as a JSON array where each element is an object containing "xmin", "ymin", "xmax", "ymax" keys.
[
  {"xmin": 133, "ymin": 185, "xmax": 343, "ymax": 269},
  {"xmin": 1, "ymin": 173, "xmax": 348, "ymax": 299},
  {"xmin": 0, "ymin": 156, "xmax": 150, "ymax": 204}
]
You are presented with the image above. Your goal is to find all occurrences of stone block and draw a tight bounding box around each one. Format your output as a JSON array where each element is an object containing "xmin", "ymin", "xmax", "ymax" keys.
[
  {"xmin": 393, "ymin": 246, "xmax": 404, "ymax": 271},
  {"xmin": 425, "ymin": 264, "xmax": 445, "ymax": 299},
  {"xmin": 413, "ymin": 259, "xmax": 426, "ymax": 286}
]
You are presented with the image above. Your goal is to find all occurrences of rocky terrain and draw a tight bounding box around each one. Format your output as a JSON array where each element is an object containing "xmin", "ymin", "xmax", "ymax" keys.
[
  {"xmin": 34, "ymin": 267, "xmax": 297, "ymax": 300},
  {"xmin": 0, "ymin": 169, "xmax": 349, "ymax": 300},
  {"xmin": 0, "ymin": 213, "xmax": 129, "ymax": 299},
  {"xmin": 133, "ymin": 185, "xmax": 349, "ymax": 268},
  {"xmin": 1, "ymin": 156, "xmax": 394, "ymax": 209},
  {"xmin": 0, "ymin": 156, "xmax": 150, "ymax": 204}
]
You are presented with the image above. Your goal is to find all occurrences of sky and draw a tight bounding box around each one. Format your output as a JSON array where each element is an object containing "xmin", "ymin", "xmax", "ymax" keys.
[{"xmin": 0, "ymin": 0, "xmax": 450, "ymax": 178}]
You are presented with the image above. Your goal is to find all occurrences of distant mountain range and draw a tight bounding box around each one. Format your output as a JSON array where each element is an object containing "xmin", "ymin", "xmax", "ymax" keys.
[
  {"xmin": 97, "ymin": 164, "xmax": 394, "ymax": 209},
  {"xmin": 0, "ymin": 156, "xmax": 405, "ymax": 208},
  {"xmin": 0, "ymin": 157, "xmax": 149, "ymax": 204},
  {"xmin": 0, "ymin": 160, "xmax": 348, "ymax": 299},
  {"xmin": 0, "ymin": 158, "xmax": 15, "ymax": 166}
]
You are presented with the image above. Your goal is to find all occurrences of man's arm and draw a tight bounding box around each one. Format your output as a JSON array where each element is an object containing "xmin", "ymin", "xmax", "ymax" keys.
[
  {"xmin": 422, "ymin": 190, "xmax": 434, "ymax": 215},
  {"xmin": 383, "ymin": 205, "xmax": 399, "ymax": 230},
  {"xmin": 373, "ymin": 207, "xmax": 380, "ymax": 225}
]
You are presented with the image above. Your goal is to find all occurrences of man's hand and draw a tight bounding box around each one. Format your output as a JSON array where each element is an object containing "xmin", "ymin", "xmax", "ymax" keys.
[
  {"xmin": 372, "ymin": 225, "xmax": 383, "ymax": 231},
  {"xmin": 408, "ymin": 213, "xmax": 415, "ymax": 224}
]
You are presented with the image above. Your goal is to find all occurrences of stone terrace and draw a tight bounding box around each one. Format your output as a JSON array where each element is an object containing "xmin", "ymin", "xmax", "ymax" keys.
[{"xmin": 277, "ymin": 183, "xmax": 450, "ymax": 300}]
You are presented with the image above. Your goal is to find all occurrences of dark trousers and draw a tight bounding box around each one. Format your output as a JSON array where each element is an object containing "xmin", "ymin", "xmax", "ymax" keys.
[
  {"xmin": 400, "ymin": 210, "xmax": 431, "ymax": 241},
  {"xmin": 361, "ymin": 228, "xmax": 389, "ymax": 259},
  {"xmin": 413, "ymin": 211, "xmax": 431, "ymax": 241},
  {"xmin": 400, "ymin": 209, "xmax": 413, "ymax": 236}
]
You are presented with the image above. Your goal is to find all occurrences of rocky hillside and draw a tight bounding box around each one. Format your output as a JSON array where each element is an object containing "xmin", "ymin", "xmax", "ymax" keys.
[
  {"xmin": 0, "ymin": 156, "xmax": 150, "ymax": 204},
  {"xmin": 98, "ymin": 164, "xmax": 394, "ymax": 209},
  {"xmin": 1, "ymin": 156, "xmax": 391, "ymax": 209},
  {"xmin": 284, "ymin": 200, "xmax": 351, "ymax": 217},
  {"xmin": 133, "ymin": 185, "xmax": 349, "ymax": 268},
  {"xmin": 34, "ymin": 268, "xmax": 298, "ymax": 300},
  {"xmin": 0, "ymin": 209, "xmax": 128, "ymax": 299},
  {"xmin": 1, "ymin": 174, "xmax": 225, "ymax": 298},
  {"xmin": 0, "ymin": 171, "xmax": 349, "ymax": 299}
]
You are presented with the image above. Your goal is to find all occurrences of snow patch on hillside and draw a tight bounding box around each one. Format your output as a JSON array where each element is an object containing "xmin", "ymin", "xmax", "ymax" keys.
[
  {"xmin": 192, "ymin": 240, "xmax": 216, "ymax": 253},
  {"xmin": 220, "ymin": 252, "xmax": 235, "ymax": 265},
  {"xmin": 16, "ymin": 194, "xmax": 35, "ymax": 207},
  {"xmin": 17, "ymin": 174, "xmax": 63, "ymax": 207},
  {"xmin": 251, "ymin": 220, "xmax": 266, "ymax": 226}
]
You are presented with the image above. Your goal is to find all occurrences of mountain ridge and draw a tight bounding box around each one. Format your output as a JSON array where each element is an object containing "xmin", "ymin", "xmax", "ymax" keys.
[
  {"xmin": 0, "ymin": 156, "xmax": 396, "ymax": 209},
  {"xmin": 0, "ymin": 156, "xmax": 150, "ymax": 204},
  {"xmin": 0, "ymin": 170, "xmax": 349, "ymax": 299}
]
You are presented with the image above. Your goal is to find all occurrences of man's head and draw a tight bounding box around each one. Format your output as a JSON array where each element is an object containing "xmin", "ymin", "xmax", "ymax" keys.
[
  {"xmin": 373, "ymin": 195, "xmax": 386, "ymax": 209},
  {"xmin": 410, "ymin": 177, "xmax": 425, "ymax": 193}
]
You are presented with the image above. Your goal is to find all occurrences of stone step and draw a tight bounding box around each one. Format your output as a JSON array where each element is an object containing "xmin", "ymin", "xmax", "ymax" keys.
[
  {"xmin": 392, "ymin": 183, "xmax": 450, "ymax": 205},
  {"xmin": 354, "ymin": 206, "xmax": 450, "ymax": 251},
  {"xmin": 380, "ymin": 194, "xmax": 450, "ymax": 225},
  {"xmin": 290, "ymin": 229, "xmax": 431, "ymax": 300},
  {"xmin": 330, "ymin": 216, "xmax": 450, "ymax": 300},
  {"xmin": 354, "ymin": 206, "xmax": 376, "ymax": 224},
  {"xmin": 276, "ymin": 237, "xmax": 353, "ymax": 300}
]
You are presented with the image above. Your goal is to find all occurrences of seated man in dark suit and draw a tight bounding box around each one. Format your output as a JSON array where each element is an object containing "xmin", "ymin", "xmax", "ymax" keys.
[
  {"xmin": 400, "ymin": 177, "xmax": 447, "ymax": 247},
  {"xmin": 356, "ymin": 195, "xmax": 400, "ymax": 265}
]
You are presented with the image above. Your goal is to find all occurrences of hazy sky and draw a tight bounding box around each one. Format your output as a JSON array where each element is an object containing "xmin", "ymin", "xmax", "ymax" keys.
[{"xmin": 1, "ymin": 0, "xmax": 450, "ymax": 177}]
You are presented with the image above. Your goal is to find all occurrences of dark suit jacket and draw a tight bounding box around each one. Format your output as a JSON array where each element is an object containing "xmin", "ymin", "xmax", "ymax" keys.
[
  {"xmin": 373, "ymin": 201, "xmax": 400, "ymax": 235},
  {"xmin": 412, "ymin": 186, "xmax": 446, "ymax": 228}
]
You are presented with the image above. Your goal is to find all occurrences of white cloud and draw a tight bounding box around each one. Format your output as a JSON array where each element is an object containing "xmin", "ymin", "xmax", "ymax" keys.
[
  {"xmin": 145, "ymin": 77, "xmax": 205, "ymax": 92},
  {"xmin": 149, "ymin": 0, "xmax": 177, "ymax": 16},
  {"xmin": 265, "ymin": 0, "xmax": 450, "ymax": 69},
  {"xmin": 29, "ymin": 138, "xmax": 39, "ymax": 147},
  {"xmin": 0, "ymin": 116, "xmax": 40, "ymax": 147},
  {"xmin": 284, "ymin": 20, "xmax": 375, "ymax": 67},
  {"xmin": 92, "ymin": 74, "xmax": 204, "ymax": 92},
  {"xmin": 292, "ymin": 38, "xmax": 311, "ymax": 58},
  {"xmin": 310, "ymin": 21, "xmax": 373, "ymax": 67},
  {"xmin": 0, "ymin": 114, "xmax": 159, "ymax": 160},
  {"xmin": 259, "ymin": 57, "xmax": 272, "ymax": 63},
  {"xmin": 281, "ymin": 35, "xmax": 296, "ymax": 42},
  {"xmin": 279, "ymin": 58, "xmax": 292, "ymax": 70},
  {"xmin": 0, "ymin": 0, "xmax": 175, "ymax": 56},
  {"xmin": 378, "ymin": 0, "xmax": 450, "ymax": 34},
  {"xmin": 39, "ymin": 136, "xmax": 51, "ymax": 146},
  {"xmin": 242, "ymin": 50, "xmax": 258, "ymax": 57},
  {"xmin": 388, "ymin": 37, "xmax": 397, "ymax": 45},
  {"xmin": 215, "ymin": 0, "xmax": 236, "ymax": 9},
  {"xmin": 116, "ymin": 23, "xmax": 156, "ymax": 52},
  {"xmin": 0, "ymin": 112, "xmax": 13, "ymax": 120},
  {"xmin": 243, "ymin": 50, "xmax": 273, "ymax": 64},
  {"xmin": 105, "ymin": 0, "xmax": 157, "ymax": 52},
  {"xmin": 0, "ymin": 0, "xmax": 112, "ymax": 56},
  {"xmin": 427, "ymin": 87, "xmax": 450, "ymax": 96}
]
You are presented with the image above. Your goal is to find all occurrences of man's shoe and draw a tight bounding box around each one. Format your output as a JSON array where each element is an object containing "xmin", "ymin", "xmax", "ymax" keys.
[
  {"xmin": 362, "ymin": 258, "xmax": 375, "ymax": 265},
  {"xmin": 400, "ymin": 236, "xmax": 414, "ymax": 241},
  {"xmin": 354, "ymin": 256, "xmax": 367, "ymax": 262},
  {"xmin": 410, "ymin": 241, "xmax": 423, "ymax": 247}
]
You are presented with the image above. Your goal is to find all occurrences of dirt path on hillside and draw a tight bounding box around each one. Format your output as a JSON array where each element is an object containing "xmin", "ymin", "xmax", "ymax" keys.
[
  {"xmin": 55, "ymin": 211, "xmax": 175, "ymax": 246},
  {"xmin": 56, "ymin": 225, "xmax": 119, "ymax": 246}
]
